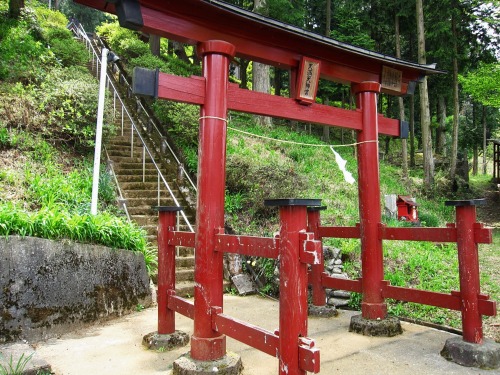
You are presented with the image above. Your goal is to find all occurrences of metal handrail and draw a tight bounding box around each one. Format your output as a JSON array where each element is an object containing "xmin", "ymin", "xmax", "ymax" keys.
[
  {"xmin": 93, "ymin": 32, "xmax": 198, "ymax": 193},
  {"xmin": 72, "ymin": 24, "xmax": 194, "ymax": 232}
]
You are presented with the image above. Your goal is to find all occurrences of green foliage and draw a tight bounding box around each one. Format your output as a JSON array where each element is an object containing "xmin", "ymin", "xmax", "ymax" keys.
[
  {"xmin": 59, "ymin": 0, "xmax": 112, "ymax": 32},
  {"xmin": 0, "ymin": 130, "xmax": 154, "ymax": 271},
  {"xmin": 0, "ymin": 8, "xmax": 55, "ymax": 83},
  {"xmin": 45, "ymin": 27, "xmax": 89, "ymax": 67},
  {"xmin": 96, "ymin": 22, "xmax": 148, "ymax": 61},
  {"xmin": 153, "ymin": 101, "xmax": 199, "ymax": 171},
  {"xmin": 0, "ymin": 352, "xmax": 33, "ymax": 375},
  {"xmin": 35, "ymin": 66, "xmax": 115, "ymax": 149},
  {"xmin": 460, "ymin": 63, "xmax": 500, "ymax": 108}
]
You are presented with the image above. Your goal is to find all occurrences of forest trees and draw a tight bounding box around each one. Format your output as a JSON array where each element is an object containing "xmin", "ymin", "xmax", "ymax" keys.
[{"xmin": 234, "ymin": 0, "xmax": 499, "ymax": 188}]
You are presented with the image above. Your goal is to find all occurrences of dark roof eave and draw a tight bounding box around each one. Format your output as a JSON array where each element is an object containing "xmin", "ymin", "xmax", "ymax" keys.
[{"xmin": 202, "ymin": 0, "xmax": 444, "ymax": 76}]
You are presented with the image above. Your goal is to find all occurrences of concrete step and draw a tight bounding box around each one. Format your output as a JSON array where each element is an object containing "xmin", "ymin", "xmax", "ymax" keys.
[
  {"xmin": 117, "ymin": 175, "xmax": 160, "ymax": 183},
  {"xmin": 175, "ymin": 281, "xmax": 195, "ymax": 298},
  {"xmin": 120, "ymin": 182, "xmax": 170, "ymax": 190},
  {"xmin": 141, "ymin": 224, "xmax": 157, "ymax": 236},
  {"xmin": 107, "ymin": 156, "xmax": 145, "ymax": 164},
  {"xmin": 125, "ymin": 197, "xmax": 177, "ymax": 207},
  {"xmin": 130, "ymin": 215, "xmax": 158, "ymax": 226},
  {"xmin": 126, "ymin": 190, "xmax": 179, "ymax": 200},
  {"xmin": 176, "ymin": 268, "xmax": 195, "ymax": 282},
  {"xmin": 176, "ymin": 256, "xmax": 195, "ymax": 268}
]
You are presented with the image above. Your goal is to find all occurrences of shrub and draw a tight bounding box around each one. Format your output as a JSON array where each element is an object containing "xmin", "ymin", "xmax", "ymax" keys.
[
  {"xmin": 49, "ymin": 37, "xmax": 89, "ymax": 67},
  {"xmin": 37, "ymin": 66, "xmax": 115, "ymax": 150},
  {"xmin": 226, "ymin": 153, "xmax": 307, "ymax": 222}
]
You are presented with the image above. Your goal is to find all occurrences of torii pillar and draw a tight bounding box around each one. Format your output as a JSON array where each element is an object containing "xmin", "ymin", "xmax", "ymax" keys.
[
  {"xmin": 349, "ymin": 82, "xmax": 403, "ymax": 336},
  {"xmin": 172, "ymin": 40, "xmax": 243, "ymax": 374}
]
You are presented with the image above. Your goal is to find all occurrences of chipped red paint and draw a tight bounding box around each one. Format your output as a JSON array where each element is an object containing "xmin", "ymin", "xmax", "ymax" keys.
[
  {"xmin": 190, "ymin": 40, "xmax": 235, "ymax": 361},
  {"xmin": 307, "ymin": 209, "xmax": 326, "ymax": 307},
  {"xmin": 455, "ymin": 205, "xmax": 484, "ymax": 343},
  {"xmin": 276, "ymin": 204, "xmax": 312, "ymax": 375},
  {"xmin": 157, "ymin": 209, "xmax": 177, "ymax": 334},
  {"xmin": 353, "ymin": 82, "xmax": 387, "ymax": 320}
]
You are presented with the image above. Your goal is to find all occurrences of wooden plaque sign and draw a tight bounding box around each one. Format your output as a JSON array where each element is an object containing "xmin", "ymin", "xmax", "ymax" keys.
[
  {"xmin": 381, "ymin": 66, "xmax": 403, "ymax": 92},
  {"xmin": 296, "ymin": 57, "xmax": 321, "ymax": 104}
]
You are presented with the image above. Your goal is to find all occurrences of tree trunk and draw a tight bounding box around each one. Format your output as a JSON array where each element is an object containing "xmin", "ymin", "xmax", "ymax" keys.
[
  {"xmin": 274, "ymin": 67, "xmax": 282, "ymax": 96},
  {"xmin": 416, "ymin": 0, "xmax": 434, "ymax": 187},
  {"xmin": 450, "ymin": 12, "xmax": 460, "ymax": 181},
  {"xmin": 238, "ymin": 59, "xmax": 250, "ymax": 89},
  {"xmin": 436, "ymin": 96, "xmax": 447, "ymax": 156},
  {"xmin": 472, "ymin": 144, "xmax": 478, "ymax": 176},
  {"xmin": 149, "ymin": 35, "xmax": 160, "ymax": 57},
  {"xmin": 395, "ymin": 13, "xmax": 408, "ymax": 178},
  {"xmin": 171, "ymin": 41, "xmax": 191, "ymax": 65},
  {"xmin": 410, "ymin": 95, "xmax": 415, "ymax": 167},
  {"xmin": 252, "ymin": 0, "xmax": 272, "ymax": 127},
  {"xmin": 8, "ymin": 0, "xmax": 24, "ymax": 19},
  {"xmin": 482, "ymin": 106, "xmax": 487, "ymax": 175}
]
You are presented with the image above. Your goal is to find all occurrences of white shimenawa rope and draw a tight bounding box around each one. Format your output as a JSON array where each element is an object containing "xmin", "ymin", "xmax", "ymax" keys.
[
  {"xmin": 199, "ymin": 116, "xmax": 228, "ymax": 122},
  {"xmin": 226, "ymin": 125, "xmax": 378, "ymax": 185}
]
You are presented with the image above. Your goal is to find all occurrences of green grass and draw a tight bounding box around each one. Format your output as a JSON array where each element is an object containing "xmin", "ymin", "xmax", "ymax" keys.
[
  {"xmin": 0, "ymin": 130, "xmax": 156, "ymax": 273},
  {"xmin": 222, "ymin": 116, "xmax": 498, "ymax": 339}
]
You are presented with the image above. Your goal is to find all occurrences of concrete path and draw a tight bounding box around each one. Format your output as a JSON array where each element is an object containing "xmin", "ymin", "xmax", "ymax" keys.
[{"xmin": 29, "ymin": 295, "xmax": 492, "ymax": 375}]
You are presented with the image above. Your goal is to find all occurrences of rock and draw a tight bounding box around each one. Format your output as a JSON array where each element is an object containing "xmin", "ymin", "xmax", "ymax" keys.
[
  {"xmin": 332, "ymin": 266, "xmax": 343, "ymax": 274},
  {"xmin": 327, "ymin": 297, "xmax": 350, "ymax": 307},
  {"xmin": 332, "ymin": 290, "xmax": 351, "ymax": 299}
]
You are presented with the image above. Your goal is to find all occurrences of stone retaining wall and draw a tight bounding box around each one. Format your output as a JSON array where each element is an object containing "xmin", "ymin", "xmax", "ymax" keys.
[{"xmin": 0, "ymin": 236, "xmax": 152, "ymax": 343}]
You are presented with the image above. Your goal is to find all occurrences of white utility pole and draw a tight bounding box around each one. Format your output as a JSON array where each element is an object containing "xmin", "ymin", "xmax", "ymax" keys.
[{"xmin": 91, "ymin": 48, "xmax": 108, "ymax": 215}]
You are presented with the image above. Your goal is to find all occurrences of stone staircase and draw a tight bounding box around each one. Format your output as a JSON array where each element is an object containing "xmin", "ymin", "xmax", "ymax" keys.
[{"xmin": 104, "ymin": 91, "xmax": 197, "ymax": 298}]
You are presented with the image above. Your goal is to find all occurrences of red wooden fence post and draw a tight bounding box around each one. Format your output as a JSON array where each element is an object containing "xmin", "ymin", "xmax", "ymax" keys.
[
  {"xmin": 307, "ymin": 206, "xmax": 326, "ymax": 307},
  {"xmin": 191, "ymin": 40, "xmax": 236, "ymax": 361},
  {"xmin": 266, "ymin": 198, "xmax": 321, "ymax": 375},
  {"xmin": 446, "ymin": 200, "xmax": 484, "ymax": 343},
  {"xmin": 157, "ymin": 206, "xmax": 181, "ymax": 334},
  {"xmin": 353, "ymin": 82, "xmax": 387, "ymax": 320}
]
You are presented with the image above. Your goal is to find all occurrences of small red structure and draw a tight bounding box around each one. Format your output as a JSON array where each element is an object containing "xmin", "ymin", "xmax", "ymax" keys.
[{"xmin": 397, "ymin": 195, "xmax": 419, "ymax": 222}]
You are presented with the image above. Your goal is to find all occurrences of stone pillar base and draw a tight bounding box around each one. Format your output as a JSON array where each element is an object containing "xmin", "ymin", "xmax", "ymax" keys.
[
  {"xmin": 308, "ymin": 304, "xmax": 338, "ymax": 318},
  {"xmin": 142, "ymin": 330, "xmax": 189, "ymax": 351},
  {"xmin": 173, "ymin": 352, "xmax": 243, "ymax": 375},
  {"xmin": 441, "ymin": 337, "xmax": 500, "ymax": 370},
  {"xmin": 349, "ymin": 314, "xmax": 402, "ymax": 337}
]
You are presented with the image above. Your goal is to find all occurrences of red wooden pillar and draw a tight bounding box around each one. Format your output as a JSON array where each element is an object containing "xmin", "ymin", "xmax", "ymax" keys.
[
  {"xmin": 446, "ymin": 199, "xmax": 485, "ymax": 343},
  {"xmin": 190, "ymin": 40, "xmax": 236, "ymax": 361},
  {"xmin": 157, "ymin": 206, "xmax": 182, "ymax": 334},
  {"xmin": 353, "ymin": 82, "xmax": 387, "ymax": 320},
  {"xmin": 308, "ymin": 206, "xmax": 326, "ymax": 306}
]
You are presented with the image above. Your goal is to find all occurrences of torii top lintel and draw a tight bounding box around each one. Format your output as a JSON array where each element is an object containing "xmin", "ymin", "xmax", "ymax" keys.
[{"xmin": 74, "ymin": 0, "xmax": 442, "ymax": 96}]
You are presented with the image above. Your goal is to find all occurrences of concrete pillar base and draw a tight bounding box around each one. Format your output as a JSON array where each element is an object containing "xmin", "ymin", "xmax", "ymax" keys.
[
  {"xmin": 441, "ymin": 337, "xmax": 500, "ymax": 370},
  {"xmin": 349, "ymin": 314, "xmax": 402, "ymax": 337},
  {"xmin": 308, "ymin": 304, "xmax": 338, "ymax": 318},
  {"xmin": 173, "ymin": 352, "xmax": 243, "ymax": 375},
  {"xmin": 142, "ymin": 330, "xmax": 189, "ymax": 351}
]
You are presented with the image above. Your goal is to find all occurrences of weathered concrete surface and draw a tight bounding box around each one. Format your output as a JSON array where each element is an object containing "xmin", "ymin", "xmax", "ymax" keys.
[
  {"xmin": 173, "ymin": 352, "xmax": 242, "ymax": 375},
  {"xmin": 143, "ymin": 331, "xmax": 190, "ymax": 351},
  {"xmin": 349, "ymin": 314, "xmax": 403, "ymax": 337},
  {"xmin": 35, "ymin": 295, "xmax": 492, "ymax": 375},
  {"xmin": 441, "ymin": 337, "xmax": 500, "ymax": 369},
  {"xmin": 0, "ymin": 236, "xmax": 152, "ymax": 343}
]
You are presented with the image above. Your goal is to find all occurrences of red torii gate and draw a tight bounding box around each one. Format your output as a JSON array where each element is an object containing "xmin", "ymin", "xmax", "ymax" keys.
[{"xmin": 75, "ymin": 0, "xmax": 498, "ymax": 373}]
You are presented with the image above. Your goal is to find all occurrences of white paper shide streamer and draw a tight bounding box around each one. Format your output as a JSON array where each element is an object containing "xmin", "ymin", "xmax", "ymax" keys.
[{"xmin": 330, "ymin": 146, "xmax": 355, "ymax": 184}]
